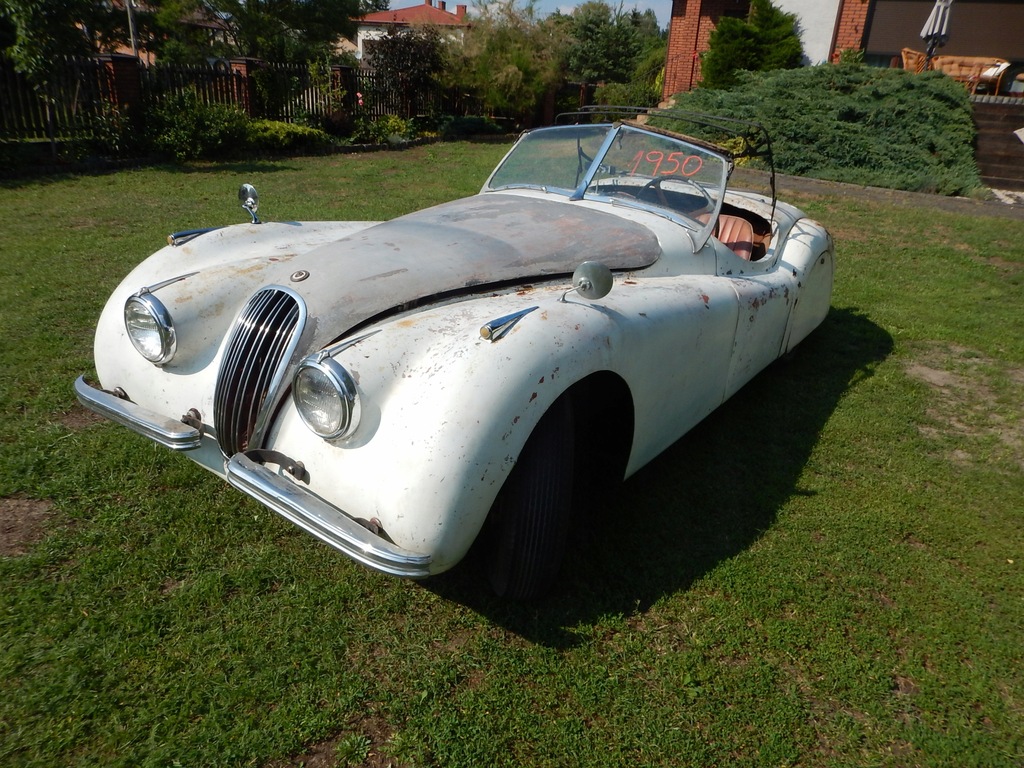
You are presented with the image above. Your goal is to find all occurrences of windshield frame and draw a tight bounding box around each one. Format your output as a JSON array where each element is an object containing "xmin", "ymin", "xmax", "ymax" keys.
[{"xmin": 485, "ymin": 122, "xmax": 731, "ymax": 251}]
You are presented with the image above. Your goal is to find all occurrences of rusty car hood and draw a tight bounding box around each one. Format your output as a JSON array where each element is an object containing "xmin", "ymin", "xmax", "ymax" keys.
[
  {"xmin": 287, "ymin": 192, "xmax": 662, "ymax": 339},
  {"xmin": 302, "ymin": 192, "xmax": 661, "ymax": 285},
  {"xmin": 140, "ymin": 192, "xmax": 665, "ymax": 365}
]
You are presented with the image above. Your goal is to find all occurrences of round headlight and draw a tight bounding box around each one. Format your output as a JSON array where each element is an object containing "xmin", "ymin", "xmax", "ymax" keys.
[
  {"xmin": 124, "ymin": 292, "xmax": 176, "ymax": 364},
  {"xmin": 293, "ymin": 358, "xmax": 360, "ymax": 440}
]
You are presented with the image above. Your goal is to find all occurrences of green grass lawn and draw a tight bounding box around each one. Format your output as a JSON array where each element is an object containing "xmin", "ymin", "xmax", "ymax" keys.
[{"xmin": 1, "ymin": 143, "xmax": 1022, "ymax": 767}]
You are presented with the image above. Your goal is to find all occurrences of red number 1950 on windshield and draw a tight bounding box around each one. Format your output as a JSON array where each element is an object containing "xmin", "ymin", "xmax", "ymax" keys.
[{"xmin": 628, "ymin": 150, "xmax": 703, "ymax": 178}]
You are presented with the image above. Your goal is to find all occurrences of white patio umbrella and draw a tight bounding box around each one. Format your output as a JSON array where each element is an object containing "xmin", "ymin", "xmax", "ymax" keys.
[{"xmin": 921, "ymin": 0, "xmax": 954, "ymax": 62}]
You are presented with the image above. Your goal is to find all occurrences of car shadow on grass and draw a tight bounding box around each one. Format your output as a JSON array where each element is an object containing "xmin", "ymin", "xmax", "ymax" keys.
[{"xmin": 424, "ymin": 307, "xmax": 893, "ymax": 647}]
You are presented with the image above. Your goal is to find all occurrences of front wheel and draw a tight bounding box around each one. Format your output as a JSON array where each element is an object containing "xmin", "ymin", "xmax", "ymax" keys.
[{"xmin": 486, "ymin": 397, "xmax": 575, "ymax": 600}]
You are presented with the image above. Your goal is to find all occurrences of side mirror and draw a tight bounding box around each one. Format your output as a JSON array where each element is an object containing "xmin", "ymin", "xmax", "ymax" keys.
[
  {"xmin": 239, "ymin": 183, "xmax": 260, "ymax": 224},
  {"xmin": 561, "ymin": 261, "xmax": 613, "ymax": 302}
]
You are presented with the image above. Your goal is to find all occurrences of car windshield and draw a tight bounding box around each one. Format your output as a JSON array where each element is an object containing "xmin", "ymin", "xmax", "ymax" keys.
[{"xmin": 486, "ymin": 123, "xmax": 731, "ymax": 241}]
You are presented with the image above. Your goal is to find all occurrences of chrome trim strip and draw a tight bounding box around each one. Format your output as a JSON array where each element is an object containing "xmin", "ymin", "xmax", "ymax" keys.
[
  {"xmin": 74, "ymin": 376, "xmax": 202, "ymax": 451},
  {"xmin": 226, "ymin": 453, "xmax": 433, "ymax": 578},
  {"xmin": 167, "ymin": 228, "xmax": 222, "ymax": 247},
  {"xmin": 480, "ymin": 306, "xmax": 539, "ymax": 342},
  {"xmin": 570, "ymin": 124, "xmax": 623, "ymax": 201}
]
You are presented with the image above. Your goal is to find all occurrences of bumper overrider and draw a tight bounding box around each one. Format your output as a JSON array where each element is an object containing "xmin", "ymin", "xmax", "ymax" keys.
[{"xmin": 74, "ymin": 376, "xmax": 432, "ymax": 578}]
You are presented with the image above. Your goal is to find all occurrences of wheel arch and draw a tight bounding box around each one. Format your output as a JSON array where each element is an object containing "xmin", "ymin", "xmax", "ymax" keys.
[
  {"xmin": 562, "ymin": 369, "xmax": 635, "ymax": 507},
  {"xmin": 479, "ymin": 369, "xmax": 635, "ymax": 597}
]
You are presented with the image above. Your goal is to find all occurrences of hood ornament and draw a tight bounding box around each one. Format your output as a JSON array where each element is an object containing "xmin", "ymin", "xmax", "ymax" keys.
[{"xmin": 239, "ymin": 183, "xmax": 261, "ymax": 224}]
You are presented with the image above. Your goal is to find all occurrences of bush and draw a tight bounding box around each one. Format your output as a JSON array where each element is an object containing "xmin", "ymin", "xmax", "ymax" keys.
[
  {"xmin": 247, "ymin": 120, "xmax": 335, "ymax": 154},
  {"xmin": 595, "ymin": 80, "xmax": 660, "ymax": 108},
  {"xmin": 440, "ymin": 115, "xmax": 505, "ymax": 138},
  {"xmin": 349, "ymin": 114, "xmax": 413, "ymax": 145},
  {"xmin": 148, "ymin": 88, "xmax": 251, "ymax": 162},
  {"xmin": 670, "ymin": 62, "xmax": 983, "ymax": 196}
]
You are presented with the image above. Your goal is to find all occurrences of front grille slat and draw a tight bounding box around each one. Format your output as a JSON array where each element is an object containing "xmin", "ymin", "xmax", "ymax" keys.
[{"xmin": 214, "ymin": 287, "xmax": 304, "ymax": 457}]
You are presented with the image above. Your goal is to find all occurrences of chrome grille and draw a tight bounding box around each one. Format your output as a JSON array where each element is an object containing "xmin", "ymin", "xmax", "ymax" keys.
[{"xmin": 214, "ymin": 287, "xmax": 303, "ymax": 456}]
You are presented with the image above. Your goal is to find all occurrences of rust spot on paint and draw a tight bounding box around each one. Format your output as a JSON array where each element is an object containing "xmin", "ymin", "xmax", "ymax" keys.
[
  {"xmin": 700, "ymin": 293, "xmax": 710, "ymax": 306},
  {"xmin": 538, "ymin": 376, "xmax": 545, "ymax": 384},
  {"xmin": 529, "ymin": 392, "xmax": 538, "ymax": 402}
]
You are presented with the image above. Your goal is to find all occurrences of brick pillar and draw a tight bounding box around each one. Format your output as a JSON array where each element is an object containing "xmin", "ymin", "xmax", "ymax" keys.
[
  {"xmin": 662, "ymin": 0, "xmax": 750, "ymax": 99},
  {"xmin": 98, "ymin": 53, "xmax": 143, "ymax": 125},
  {"xmin": 830, "ymin": 0, "xmax": 872, "ymax": 62},
  {"xmin": 229, "ymin": 58, "xmax": 263, "ymax": 117}
]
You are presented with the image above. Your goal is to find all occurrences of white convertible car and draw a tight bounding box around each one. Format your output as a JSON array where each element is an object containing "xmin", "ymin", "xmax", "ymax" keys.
[{"xmin": 75, "ymin": 108, "xmax": 833, "ymax": 599}]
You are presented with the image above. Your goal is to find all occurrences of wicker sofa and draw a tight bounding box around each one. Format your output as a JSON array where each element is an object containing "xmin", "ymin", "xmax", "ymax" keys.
[{"xmin": 901, "ymin": 48, "xmax": 1010, "ymax": 94}]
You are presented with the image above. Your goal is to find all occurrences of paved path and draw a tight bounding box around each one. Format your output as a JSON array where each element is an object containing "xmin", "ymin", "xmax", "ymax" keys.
[{"xmin": 733, "ymin": 168, "xmax": 1024, "ymax": 221}]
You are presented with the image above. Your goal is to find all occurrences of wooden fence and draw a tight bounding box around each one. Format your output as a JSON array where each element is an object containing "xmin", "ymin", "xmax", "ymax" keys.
[
  {"xmin": 0, "ymin": 55, "xmax": 483, "ymax": 146},
  {"xmin": 0, "ymin": 57, "xmax": 116, "ymax": 141}
]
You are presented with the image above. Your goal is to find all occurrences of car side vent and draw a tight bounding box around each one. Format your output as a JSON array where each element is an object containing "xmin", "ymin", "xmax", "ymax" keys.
[{"xmin": 214, "ymin": 287, "xmax": 304, "ymax": 457}]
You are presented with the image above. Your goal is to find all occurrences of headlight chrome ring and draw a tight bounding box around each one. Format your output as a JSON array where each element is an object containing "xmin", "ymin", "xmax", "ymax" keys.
[
  {"xmin": 293, "ymin": 357, "xmax": 360, "ymax": 440},
  {"xmin": 124, "ymin": 291, "xmax": 176, "ymax": 365}
]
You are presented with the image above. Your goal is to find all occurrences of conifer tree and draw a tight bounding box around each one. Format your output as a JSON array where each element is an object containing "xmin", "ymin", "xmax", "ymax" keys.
[{"xmin": 700, "ymin": 0, "xmax": 803, "ymax": 90}]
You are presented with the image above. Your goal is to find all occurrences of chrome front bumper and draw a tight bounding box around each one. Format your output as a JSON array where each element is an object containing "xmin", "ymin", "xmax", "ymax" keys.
[
  {"xmin": 226, "ymin": 454, "xmax": 432, "ymax": 578},
  {"xmin": 74, "ymin": 375, "xmax": 202, "ymax": 450},
  {"xmin": 74, "ymin": 376, "xmax": 433, "ymax": 579}
]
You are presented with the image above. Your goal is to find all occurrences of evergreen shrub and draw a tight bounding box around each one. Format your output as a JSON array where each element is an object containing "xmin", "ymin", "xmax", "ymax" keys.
[{"xmin": 671, "ymin": 63, "xmax": 983, "ymax": 196}]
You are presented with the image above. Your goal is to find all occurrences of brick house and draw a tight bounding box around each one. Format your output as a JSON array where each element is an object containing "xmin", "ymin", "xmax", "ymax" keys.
[{"xmin": 663, "ymin": 0, "xmax": 1024, "ymax": 99}]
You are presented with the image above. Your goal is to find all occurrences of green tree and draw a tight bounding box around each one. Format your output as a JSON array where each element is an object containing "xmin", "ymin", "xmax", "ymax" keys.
[
  {"xmin": 446, "ymin": 0, "xmax": 568, "ymax": 125},
  {"xmin": 563, "ymin": 1, "xmax": 640, "ymax": 83},
  {"xmin": 368, "ymin": 26, "xmax": 447, "ymax": 116},
  {"xmin": 210, "ymin": 0, "xmax": 359, "ymax": 62},
  {"xmin": 700, "ymin": 0, "xmax": 802, "ymax": 90},
  {"xmin": 141, "ymin": 0, "xmax": 233, "ymax": 64},
  {"xmin": 0, "ymin": 0, "xmax": 124, "ymax": 85}
]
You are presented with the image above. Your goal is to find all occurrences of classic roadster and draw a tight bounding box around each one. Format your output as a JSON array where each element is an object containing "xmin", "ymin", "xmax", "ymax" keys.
[{"xmin": 75, "ymin": 108, "xmax": 834, "ymax": 599}]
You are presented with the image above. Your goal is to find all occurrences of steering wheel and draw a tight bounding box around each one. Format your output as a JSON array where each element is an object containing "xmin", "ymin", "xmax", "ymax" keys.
[{"xmin": 639, "ymin": 175, "xmax": 713, "ymax": 211}]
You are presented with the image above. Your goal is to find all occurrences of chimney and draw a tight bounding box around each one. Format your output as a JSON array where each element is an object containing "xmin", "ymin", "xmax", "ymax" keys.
[
  {"xmin": 423, "ymin": 0, "xmax": 431, "ymax": 5},
  {"xmin": 456, "ymin": 3, "xmax": 466, "ymax": 18},
  {"xmin": 439, "ymin": 0, "xmax": 446, "ymax": 10}
]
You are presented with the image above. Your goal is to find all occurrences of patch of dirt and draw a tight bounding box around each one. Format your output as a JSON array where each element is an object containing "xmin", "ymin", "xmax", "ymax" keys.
[
  {"xmin": 0, "ymin": 496, "xmax": 55, "ymax": 556},
  {"xmin": 265, "ymin": 714, "xmax": 402, "ymax": 768},
  {"xmin": 905, "ymin": 344, "xmax": 1024, "ymax": 471},
  {"xmin": 59, "ymin": 403, "xmax": 103, "ymax": 431}
]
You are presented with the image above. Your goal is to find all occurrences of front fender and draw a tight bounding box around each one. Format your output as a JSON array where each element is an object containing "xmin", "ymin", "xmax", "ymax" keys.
[{"xmin": 262, "ymin": 283, "xmax": 622, "ymax": 572}]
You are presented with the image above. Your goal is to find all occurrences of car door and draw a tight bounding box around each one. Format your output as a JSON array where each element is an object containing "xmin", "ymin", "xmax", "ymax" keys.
[{"xmin": 718, "ymin": 247, "xmax": 796, "ymax": 399}]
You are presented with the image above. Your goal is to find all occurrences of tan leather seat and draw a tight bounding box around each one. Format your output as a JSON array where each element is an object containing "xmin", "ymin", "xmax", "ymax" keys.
[{"xmin": 717, "ymin": 214, "xmax": 754, "ymax": 261}]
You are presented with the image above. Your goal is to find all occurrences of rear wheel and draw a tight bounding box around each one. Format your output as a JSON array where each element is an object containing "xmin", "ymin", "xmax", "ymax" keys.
[{"xmin": 486, "ymin": 397, "xmax": 575, "ymax": 600}]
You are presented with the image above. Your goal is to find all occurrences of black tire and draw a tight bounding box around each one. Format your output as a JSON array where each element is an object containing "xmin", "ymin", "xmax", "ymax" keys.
[{"xmin": 486, "ymin": 396, "xmax": 575, "ymax": 600}]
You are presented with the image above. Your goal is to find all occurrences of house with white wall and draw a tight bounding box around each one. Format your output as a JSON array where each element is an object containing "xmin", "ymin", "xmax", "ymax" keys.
[{"xmin": 355, "ymin": 0, "xmax": 469, "ymax": 63}]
